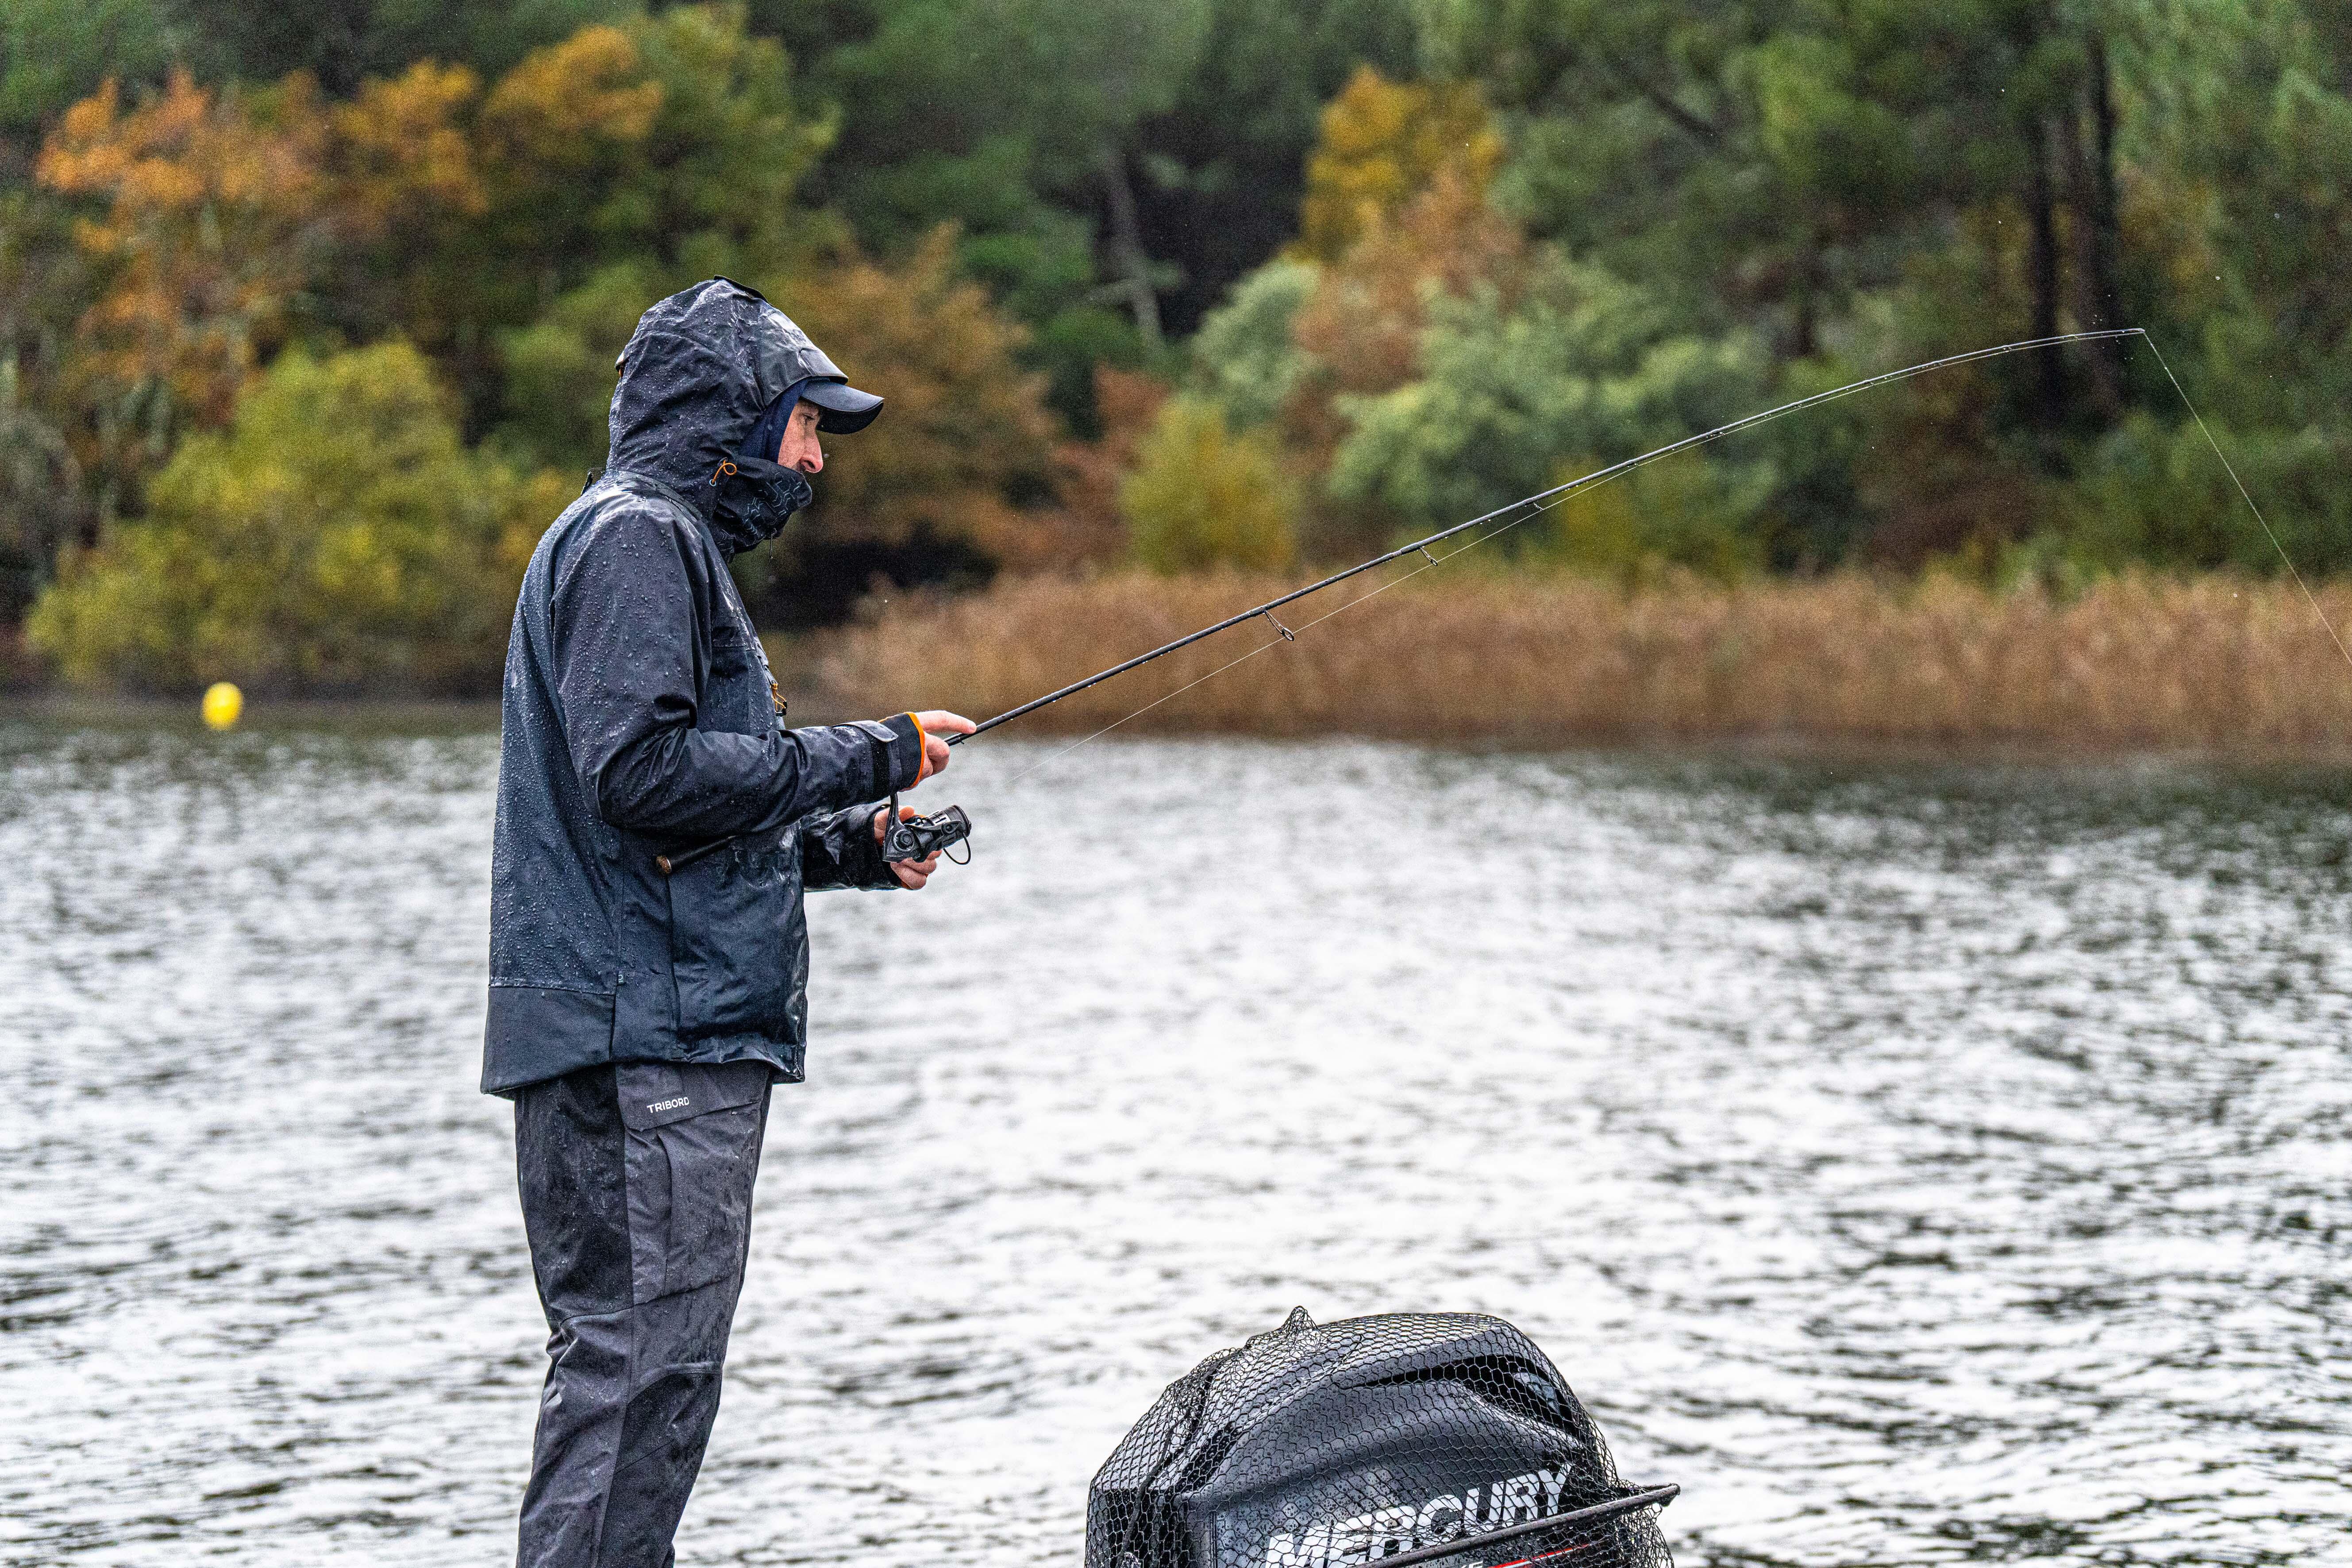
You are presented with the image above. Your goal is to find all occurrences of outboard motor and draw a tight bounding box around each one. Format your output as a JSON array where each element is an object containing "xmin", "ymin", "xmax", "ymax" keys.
[{"xmin": 1088, "ymin": 1310, "xmax": 1675, "ymax": 1568}]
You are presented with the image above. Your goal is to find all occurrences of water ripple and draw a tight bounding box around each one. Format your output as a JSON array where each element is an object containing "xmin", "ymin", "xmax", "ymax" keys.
[{"xmin": 2, "ymin": 718, "xmax": 2346, "ymax": 1565}]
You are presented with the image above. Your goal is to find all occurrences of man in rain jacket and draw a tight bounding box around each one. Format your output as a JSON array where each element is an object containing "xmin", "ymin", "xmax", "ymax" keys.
[{"xmin": 484, "ymin": 277, "xmax": 974, "ymax": 1566}]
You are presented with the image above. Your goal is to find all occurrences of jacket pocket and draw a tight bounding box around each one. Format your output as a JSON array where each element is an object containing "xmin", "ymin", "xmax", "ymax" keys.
[
  {"xmin": 706, "ymin": 621, "xmax": 772, "ymax": 735},
  {"xmin": 666, "ymin": 839, "xmax": 801, "ymax": 1041}
]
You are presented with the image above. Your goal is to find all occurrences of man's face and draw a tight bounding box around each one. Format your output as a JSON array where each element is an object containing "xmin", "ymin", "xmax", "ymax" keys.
[{"xmin": 777, "ymin": 401, "xmax": 823, "ymax": 474}]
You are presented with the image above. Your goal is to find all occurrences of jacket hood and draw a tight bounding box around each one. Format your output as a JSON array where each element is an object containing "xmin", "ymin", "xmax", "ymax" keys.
[{"xmin": 606, "ymin": 278, "xmax": 852, "ymax": 555}]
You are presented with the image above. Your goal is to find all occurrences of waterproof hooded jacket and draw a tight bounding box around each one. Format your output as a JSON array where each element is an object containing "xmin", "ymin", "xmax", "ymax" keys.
[{"xmin": 482, "ymin": 279, "xmax": 923, "ymax": 1096}]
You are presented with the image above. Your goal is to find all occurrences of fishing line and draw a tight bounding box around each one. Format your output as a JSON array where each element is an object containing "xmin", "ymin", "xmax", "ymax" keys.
[
  {"xmin": 2137, "ymin": 336, "xmax": 2352, "ymax": 672},
  {"xmin": 962, "ymin": 326, "xmax": 2340, "ymax": 782}
]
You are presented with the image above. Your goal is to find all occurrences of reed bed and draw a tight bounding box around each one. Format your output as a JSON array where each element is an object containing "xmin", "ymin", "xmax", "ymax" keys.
[{"xmin": 811, "ymin": 570, "xmax": 2352, "ymax": 753}]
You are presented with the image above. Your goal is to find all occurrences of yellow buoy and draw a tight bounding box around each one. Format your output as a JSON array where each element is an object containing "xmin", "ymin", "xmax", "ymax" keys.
[{"xmin": 201, "ymin": 681, "xmax": 243, "ymax": 730}]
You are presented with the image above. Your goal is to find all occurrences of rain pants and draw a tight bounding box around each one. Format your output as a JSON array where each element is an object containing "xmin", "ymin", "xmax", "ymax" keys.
[{"xmin": 515, "ymin": 1059, "xmax": 773, "ymax": 1567}]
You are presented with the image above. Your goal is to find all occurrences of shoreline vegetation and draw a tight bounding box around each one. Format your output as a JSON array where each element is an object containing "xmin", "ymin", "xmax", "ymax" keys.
[
  {"xmin": 808, "ymin": 571, "xmax": 2352, "ymax": 756},
  {"xmin": 19, "ymin": 570, "xmax": 2352, "ymax": 761},
  {"xmin": 13, "ymin": 12, "xmax": 2352, "ymax": 727}
]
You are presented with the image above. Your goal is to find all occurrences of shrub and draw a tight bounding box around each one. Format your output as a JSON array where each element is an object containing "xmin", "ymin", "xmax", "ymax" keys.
[
  {"xmin": 27, "ymin": 341, "xmax": 565, "ymax": 691},
  {"xmin": 1534, "ymin": 455, "xmax": 1770, "ymax": 586},
  {"xmin": 1122, "ymin": 396, "xmax": 1299, "ymax": 574}
]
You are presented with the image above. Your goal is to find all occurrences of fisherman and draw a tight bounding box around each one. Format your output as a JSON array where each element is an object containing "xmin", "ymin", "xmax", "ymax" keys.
[{"xmin": 481, "ymin": 277, "xmax": 976, "ymax": 1567}]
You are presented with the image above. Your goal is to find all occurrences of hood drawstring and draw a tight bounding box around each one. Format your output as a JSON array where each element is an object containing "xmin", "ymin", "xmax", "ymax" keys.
[
  {"xmin": 704, "ymin": 381, "xmax": 816, "ymax": 552},
  {"xmin": 708, "ymin": 452, "xmax": 813, "ymax": 551}
]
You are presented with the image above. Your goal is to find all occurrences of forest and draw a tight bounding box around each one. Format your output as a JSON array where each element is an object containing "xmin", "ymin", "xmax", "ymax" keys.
[{"xmin": 2, "ymin": 0, "xmax": 2348, "ymax": 694}]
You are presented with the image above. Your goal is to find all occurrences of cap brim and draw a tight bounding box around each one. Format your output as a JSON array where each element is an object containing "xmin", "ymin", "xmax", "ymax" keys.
[{"xmin": 800, "ymin": 379, "xmax": 884, "ymax": 434}]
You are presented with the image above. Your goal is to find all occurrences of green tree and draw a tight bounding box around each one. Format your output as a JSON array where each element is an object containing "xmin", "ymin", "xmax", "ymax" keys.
[
  {"xmin": 0, "ymin": 186, "xmax": 96, "ymax": 617},
  {"xmin": 804, "ymin": 0, "xmax": 1212, "ymax": 257},
  {"xmin": 0, "ymin": 352, "xmax": 85, "ymax": 620},
  {"xmin": 491, "ymin": 261, "xmax": 657, "ymax": 478},
  {"xmin": 1415, "ymin": 0, "xmax": 2241, "ymax": 563},
  {"xmin": 27, "ymin": 341, "xmax": 564, "ymax": 690},
  {"xmin": 1189, "ymin": 258, "xmax": 1319, "ymax": 431},
  {"xmin": 1327, "ymin": 252, "xmax": 1769, "ymax": 545},
  {"xmin": 162, "ymin": 0, "xmax": 633, "ymax": 98},
  {"xmin": 1125, "ymin": 0, "xmax": 1420, "ymax": 331},
  {"xmin": 2050, "ymin": 415, "xmax": 2352, "ymax": 577},
  {"xmin": 1422, "ymin": 0, "xmax": 1970, "ymax": 351},
  {"xmin": 783, "ymin": 0, "xmax": 1213, "ymax": 424},
  {"xmin": 2144, "ymin": 0, "xmax": 2352, "ymax": 424},
  {"xmin": 772, "ymin": 0, "xmax": 1417, "ymax": 428},
  {"xmin": 0, "ymin": 0, "xmax": 186, "ymax": 142}
]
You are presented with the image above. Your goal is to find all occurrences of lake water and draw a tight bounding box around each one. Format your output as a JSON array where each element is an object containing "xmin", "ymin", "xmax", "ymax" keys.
[{"xmin": 3, "ymin": 712, "xmax": 2347, "ymax": 1566}]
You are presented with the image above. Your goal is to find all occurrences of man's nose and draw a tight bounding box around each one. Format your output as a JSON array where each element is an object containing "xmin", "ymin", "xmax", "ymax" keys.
[{"xmin": 799, "ymin": 443, "xmax": 823, "ymax": 474}]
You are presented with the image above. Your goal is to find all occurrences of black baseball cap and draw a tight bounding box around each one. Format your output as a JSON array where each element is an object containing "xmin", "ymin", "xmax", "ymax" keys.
[{"xmin": 793, "ymin": 375, "xmax": 885, "ymax": 434}]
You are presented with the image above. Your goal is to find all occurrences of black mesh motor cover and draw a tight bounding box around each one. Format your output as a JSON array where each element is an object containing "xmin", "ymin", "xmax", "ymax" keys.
[{"xmin": 1087, "ymin": 1311, "xmax": 1672, "ymax": 1568}]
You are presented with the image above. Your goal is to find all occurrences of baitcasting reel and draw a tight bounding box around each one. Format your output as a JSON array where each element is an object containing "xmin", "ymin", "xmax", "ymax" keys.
[{"xmin": 881, "ymin": 792, "xmax": 973, "ymax": 865}]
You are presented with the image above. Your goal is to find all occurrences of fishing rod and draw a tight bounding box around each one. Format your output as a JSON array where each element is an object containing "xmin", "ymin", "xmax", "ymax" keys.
[
  {"xmin": 945, "ymin": 328, "xmax": 2148, "ymax": 747},
  {"xmin": 896, "ymin": 325, "xmax": 2330, "ymax": 861},
  {"xmin": 651, "ymin": 327, "xmax": 2296, "ymax": 878}
]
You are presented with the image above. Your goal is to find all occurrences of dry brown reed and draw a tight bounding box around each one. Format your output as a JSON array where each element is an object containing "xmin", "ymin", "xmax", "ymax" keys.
[{"xmin": 808, "ymin": 570, "xmax": 2352, "ymax": 753}]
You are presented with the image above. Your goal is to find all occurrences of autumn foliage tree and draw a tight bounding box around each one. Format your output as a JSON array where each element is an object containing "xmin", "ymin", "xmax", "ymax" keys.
[
  {"xmin": 17, "ymin": 4, "xmax": 1087, "ymax": 681},
  {"xmin": 1181, "ymin": 74, "xmax": 1526, "ymax": 559},
  {"xmin": 735, "ymin": 228, "xmax": 1069, "ymax": 615},
  {"xmin": 35, "ymin": 70, "xmax": 325, "ymax": 513},
  {"xmin": 1292, "ymin": 66, "xmax": 1502, "ymax": 265}
]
